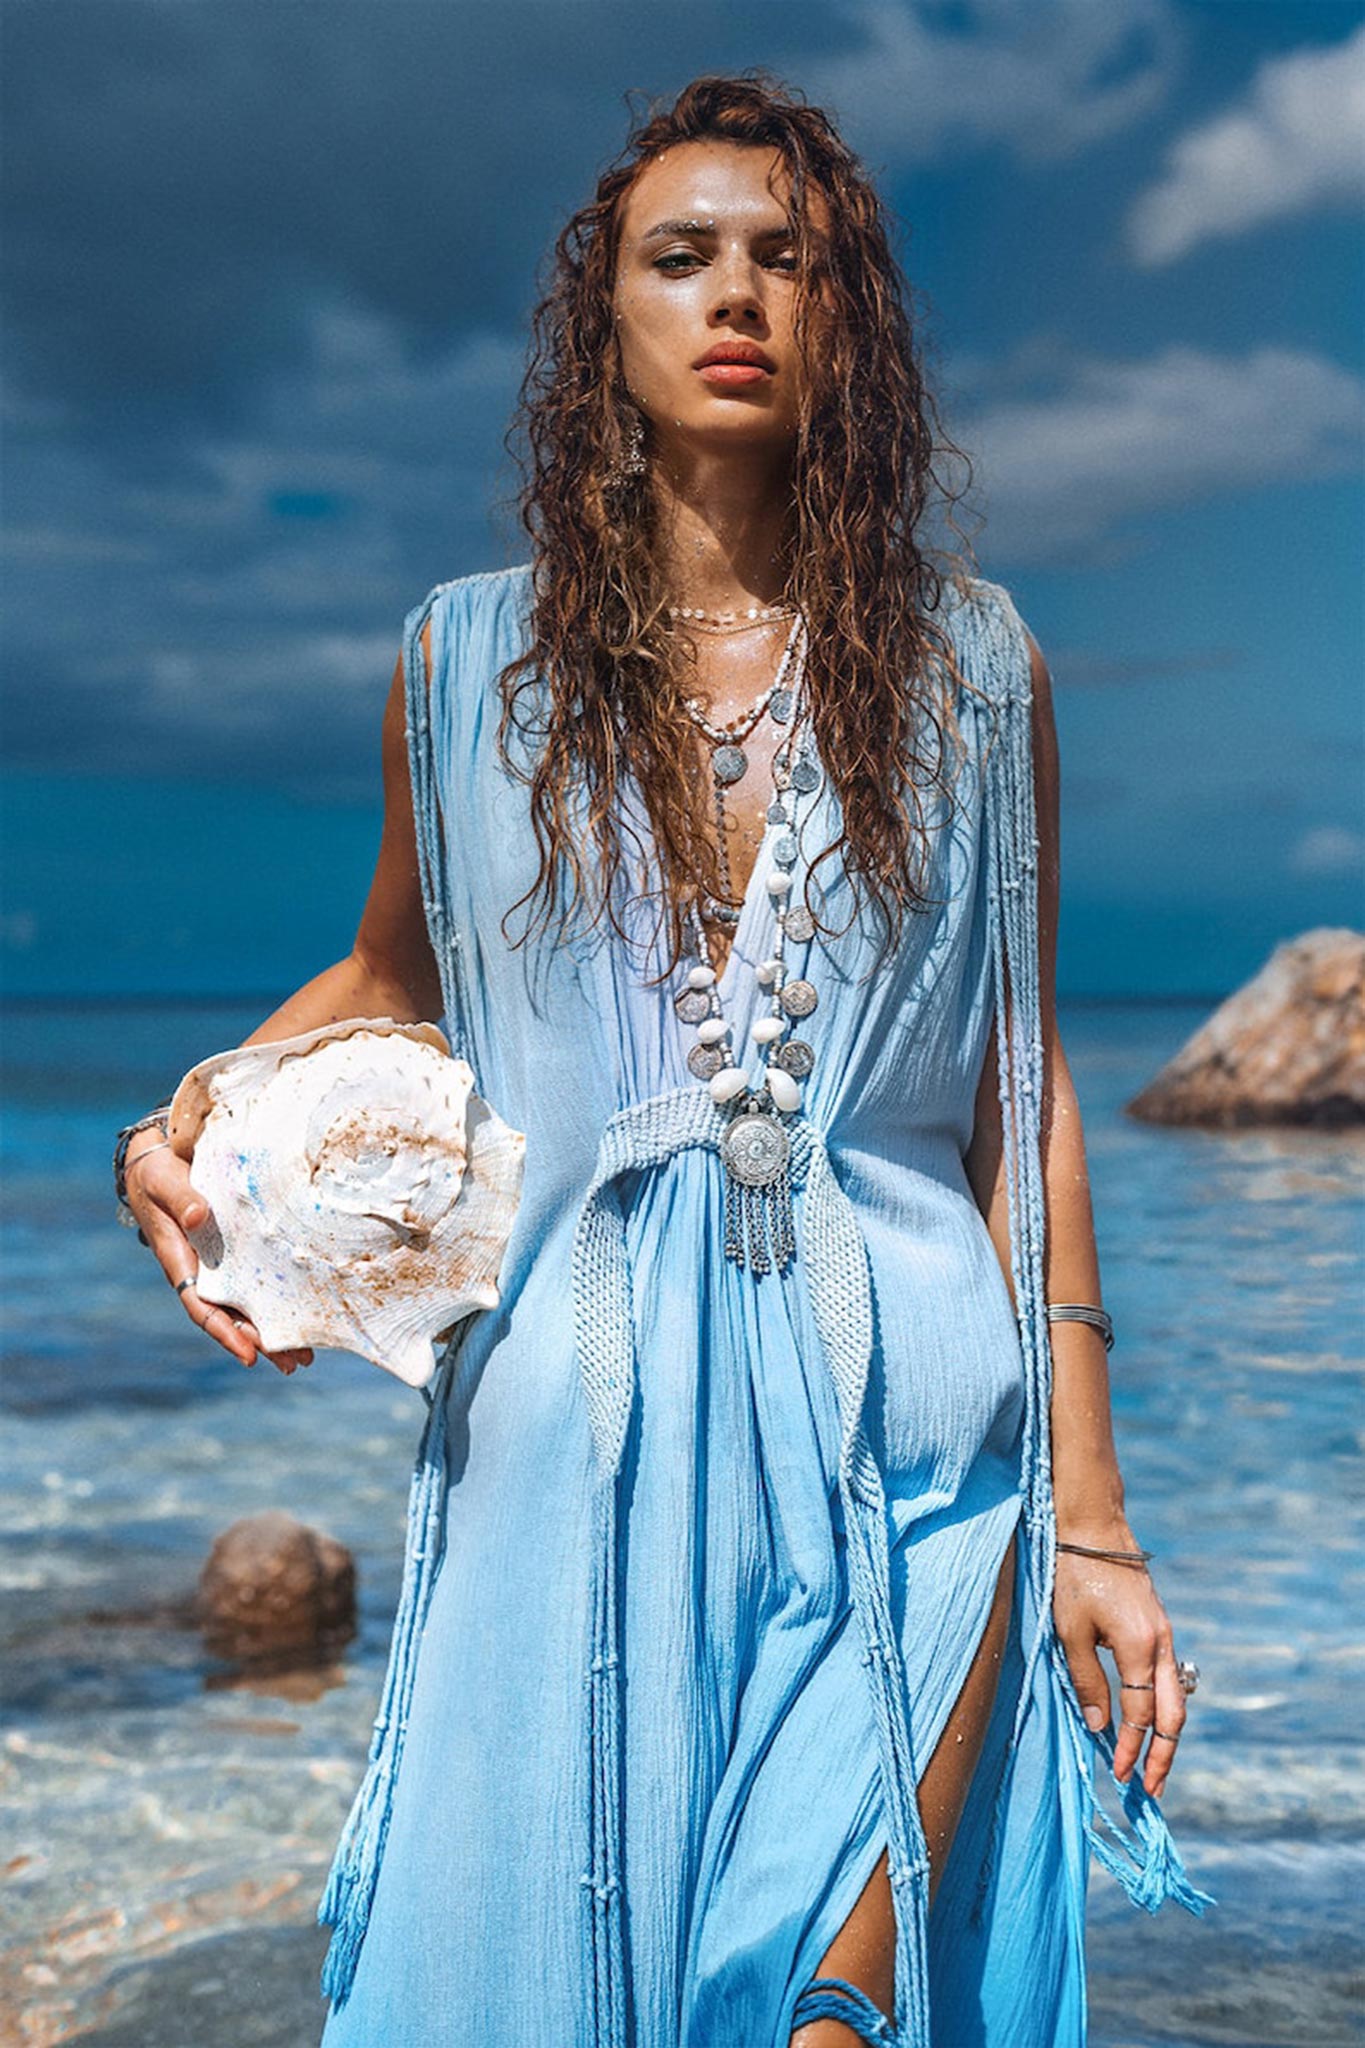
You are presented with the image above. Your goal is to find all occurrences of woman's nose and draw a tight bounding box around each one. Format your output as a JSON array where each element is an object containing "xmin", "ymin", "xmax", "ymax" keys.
[{"xmin": 708, "ymin": 260, "xmax": 766, "ymax": 328}]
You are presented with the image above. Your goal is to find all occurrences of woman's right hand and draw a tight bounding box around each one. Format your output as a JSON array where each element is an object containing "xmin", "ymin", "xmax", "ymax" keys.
[{"xmin": 123, "ymin": 1133, "xmax": 314, "ymax": 1376}]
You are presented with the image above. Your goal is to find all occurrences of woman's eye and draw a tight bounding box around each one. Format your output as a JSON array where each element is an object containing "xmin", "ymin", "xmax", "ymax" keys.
[{"xmin": 652, "ymin": 250, "xmax": 799, "ymax": 274}]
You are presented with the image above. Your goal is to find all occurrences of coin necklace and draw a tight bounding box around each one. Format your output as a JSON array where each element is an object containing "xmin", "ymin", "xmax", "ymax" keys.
[{"xmin": 672, "ymin": 614, "xmax": 823, "ymax": 1274}]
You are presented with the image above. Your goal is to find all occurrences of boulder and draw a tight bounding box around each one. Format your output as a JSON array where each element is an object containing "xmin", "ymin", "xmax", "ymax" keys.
[
  {"xmin": 1126, "ymin": 927, "xmax": 1365, "ymax": 1128},
  {"xmin": 197, "ymin": 1511, "xmax": 355, "ymax": 1667}
]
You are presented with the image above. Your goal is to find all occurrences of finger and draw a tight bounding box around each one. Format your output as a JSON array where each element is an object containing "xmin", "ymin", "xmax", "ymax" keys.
[
  {"xmin": 1109, "ymin": 1631, "xmax": 1158, "ymax": 1785},
  {"xmin": 182, "ymin": 1291, "xmax": 259, "ymax": 1368},
  {"xmin": 1146, "ymin": 1632, "xmax": 1187, "ymax": 1798},
  {"xmin": 1059, "ymin": 1631, "xmax": 1112, "ymax": 1735},
  {"xmin": 265, "ymin": 1346, "xmax": 314, "ymax": 1375},
  {"xmin": 128, "ymin": 1145, "xmax": 211, "ymax": 1234}
]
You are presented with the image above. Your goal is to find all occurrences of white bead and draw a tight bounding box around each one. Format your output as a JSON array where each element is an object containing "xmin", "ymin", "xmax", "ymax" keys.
[
  {"xmin": 751, "ymin": 1016, "xmax": 783, "ymax": 1044},
  {"xmin": 756, "ymin": 958, "xmax": 783, "ymax": 987},
  {"xmin": 709, "ymin": 1065, "xmax": 749, "ymax": 1104},
  {"xmin": 766, "ymin": 1066, "xmax": 801, "ymax": 1112},
  {"xmin": 697, "ymin": 1017, "xmax": 729, "ymax": 1045},
  {"xmin": 766, "ymin": 871, "xmax": 793, "ymax": 897},
  {"xmin": 687, "ymin": 965, "xmax": 716, "ymax": 989}
]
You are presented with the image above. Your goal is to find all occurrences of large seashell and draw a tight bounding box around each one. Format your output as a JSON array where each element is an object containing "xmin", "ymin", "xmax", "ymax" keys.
[{"xmin": 167, "ymin": 1017, "xmax": 525, "ymax": 1388}]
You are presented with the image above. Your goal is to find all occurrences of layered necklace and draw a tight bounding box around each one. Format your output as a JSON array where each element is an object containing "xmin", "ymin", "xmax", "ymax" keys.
[{"xmin": 671, "ymin": 611, "xmax": 822, "ymax": 1275}]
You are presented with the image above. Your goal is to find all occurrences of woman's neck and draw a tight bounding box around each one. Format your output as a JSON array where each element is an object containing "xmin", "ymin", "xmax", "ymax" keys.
[{"xmin": 649, "ymin": 443, "xmax": 794, "ymax": 614}]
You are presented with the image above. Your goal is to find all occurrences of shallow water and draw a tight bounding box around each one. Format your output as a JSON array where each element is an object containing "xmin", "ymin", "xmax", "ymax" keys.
[{"xmin": 2, "ymin": 999, "xmax": 1361, "ymax": 2045}]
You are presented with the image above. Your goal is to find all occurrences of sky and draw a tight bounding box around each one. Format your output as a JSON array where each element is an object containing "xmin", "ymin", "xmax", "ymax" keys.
[{"xmin": 2, "ymin": 0, "xmax": 1362, "ymax": 1000}]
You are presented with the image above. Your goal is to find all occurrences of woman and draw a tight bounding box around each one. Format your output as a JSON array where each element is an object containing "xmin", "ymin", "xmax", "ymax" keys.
[{"xmin": 117, "ymin": 73, "xmax": 1209, "ymax": 2048}]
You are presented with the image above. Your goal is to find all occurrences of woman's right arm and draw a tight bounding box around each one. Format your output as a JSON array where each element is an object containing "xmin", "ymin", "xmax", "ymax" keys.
[{"xmin": 123, "ymin": 625, "xmax": 443, "ymax": 1371}]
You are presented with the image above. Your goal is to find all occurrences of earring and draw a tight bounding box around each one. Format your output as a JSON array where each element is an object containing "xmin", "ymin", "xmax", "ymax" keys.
[{"xmin": 607, "ymin": 407, "xmax": 647, "ymax": 488}]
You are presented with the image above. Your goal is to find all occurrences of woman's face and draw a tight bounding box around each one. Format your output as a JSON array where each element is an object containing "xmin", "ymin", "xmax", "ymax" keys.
[{"xmin": 611, "ymin": 139, "xmax": 827, "ymax": 462}]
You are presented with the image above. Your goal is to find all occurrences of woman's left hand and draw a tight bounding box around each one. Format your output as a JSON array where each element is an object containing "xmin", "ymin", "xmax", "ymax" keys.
[{"xmin": 1052, "ymin": 1529, "xmax": 1187, "ymax": 1799}]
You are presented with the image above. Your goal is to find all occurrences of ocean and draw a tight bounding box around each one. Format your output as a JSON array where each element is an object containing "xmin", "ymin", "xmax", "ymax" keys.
[{"xmin": 2, "ymin": 997, "xmax": 1361, "ymax": 2047}]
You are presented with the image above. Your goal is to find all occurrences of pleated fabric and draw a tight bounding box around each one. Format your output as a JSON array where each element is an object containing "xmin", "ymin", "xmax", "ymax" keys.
[{"xmin": 317, "ymin": 564, "xmax": 1209, "ymax": 2048}]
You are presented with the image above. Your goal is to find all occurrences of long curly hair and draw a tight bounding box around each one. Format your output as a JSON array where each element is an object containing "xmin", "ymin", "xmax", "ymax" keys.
[{"xmin": 494, "ymin": 70, "xmax": 986, "ymax": 982}]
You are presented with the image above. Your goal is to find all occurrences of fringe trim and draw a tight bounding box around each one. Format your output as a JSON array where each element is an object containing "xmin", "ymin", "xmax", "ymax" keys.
[
  {"xmin": 317, "ymin": 1349, "xmax": 458, "ymax": 2004},
  {"xmin": 959, "ymin": 577, "xmax": 1215, "ymax": 1926}
]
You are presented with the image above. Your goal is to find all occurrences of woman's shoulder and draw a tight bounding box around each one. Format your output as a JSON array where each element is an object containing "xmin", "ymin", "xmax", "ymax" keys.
[
  {"xmin": 941, "ymin": 566, "xmax": 1028, "ymax": 634},
  {"xmin": 403, "ymin": 561, "xmax": 534, "ymax": 646},
  {"xmin": 937, "ymin": 567, "xmax": 1035, "ymax": 705}
]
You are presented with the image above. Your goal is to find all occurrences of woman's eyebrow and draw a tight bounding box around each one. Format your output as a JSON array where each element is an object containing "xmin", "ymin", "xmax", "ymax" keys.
[{"xmin": 638, "ymin": 217, "xmax": 796, "ymax": 244}]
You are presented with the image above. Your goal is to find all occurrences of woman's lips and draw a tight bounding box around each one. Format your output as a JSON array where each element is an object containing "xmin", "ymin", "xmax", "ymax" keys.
[{"xmin": 696, "ymin": 362, "xmax": 772, "ymax": 387}]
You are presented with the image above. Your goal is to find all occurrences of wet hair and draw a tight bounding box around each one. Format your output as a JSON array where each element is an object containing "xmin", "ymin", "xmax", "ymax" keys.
[{"xmin": 494, "ymin": 70, "xmax": 985, "ymax": 979}]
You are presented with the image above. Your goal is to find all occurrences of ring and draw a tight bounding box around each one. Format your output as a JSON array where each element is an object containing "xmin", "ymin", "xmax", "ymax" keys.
[
  {"xmin": 200, "ymin": 1304, "xmax": 226, "ymax": 1331},
  {"xmin": 175, "ymin": 1275, "xmax": 199, "ymax": 1296},
  {"xmin": 1119, "ymin": 1717, "xmax": 1150, "ymax": 1735},
  {"xmin": 1153, "ymin": 1726, "xmax": 1182, "ymax": 1742},
  {"xmin": 1176, "ymin": 1659, "xmax": 1199, "ymax": 1697},
  {"xmin": 1118, "ymin": 1679, "xmax": 1155, "ymax": 1692}
]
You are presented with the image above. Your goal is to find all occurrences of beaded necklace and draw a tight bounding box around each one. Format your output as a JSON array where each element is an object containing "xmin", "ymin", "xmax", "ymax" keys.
[{"xmin": 672, "ymin": 615, "xmax": 821, "ymax": 1273}]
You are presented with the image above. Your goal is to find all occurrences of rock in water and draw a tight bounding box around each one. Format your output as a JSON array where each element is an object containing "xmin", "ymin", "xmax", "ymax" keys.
[
  {"xmin": 198, "ymin": 1511, "xmax": 356, "ymax": 1665},
  {"xmin": 1126, "ymin": 927, "xmax": 1365, "ymax": 1127}
]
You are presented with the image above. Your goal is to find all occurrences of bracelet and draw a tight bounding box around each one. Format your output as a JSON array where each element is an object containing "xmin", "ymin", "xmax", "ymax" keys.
[
  {"xmin": 1056, "ymin": 1540, "xmax": 1153, "ymax": 1566},
  {"xmin": 1045, "ymin": 1302, "xmax": 1114, "ymax": 1351},
  {"xmin": 113, "ymin": 1100, "xmax": 173, "ymax": 1212}
]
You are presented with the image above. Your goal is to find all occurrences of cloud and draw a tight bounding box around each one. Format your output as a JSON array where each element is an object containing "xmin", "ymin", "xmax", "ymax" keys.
[
  {"xmin": 0, "ymin": 305, "xmax": 529, "ymax": 796},
  {"xmin": 1127, "ymin": 20, "xmax": 1365, "ymax": 265},
  {"xmin": 804, "ymin": 0, "xmax": 1183, "ymax": 168},
  {"xmin": 951, "ymin": 340, "xmax": 1364, "ymax": 563},
  {"xmin": 1287, "ymin": 825, "xmax": 1365, "ymax": 879}
]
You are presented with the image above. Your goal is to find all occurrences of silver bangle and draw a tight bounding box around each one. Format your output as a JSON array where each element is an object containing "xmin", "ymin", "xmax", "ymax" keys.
[
  {"xmin": 1056, "ymin": 1539, "xmax": 1153, "ymax": 1565},
  {"xmin": 1045, "ymin": 1302, "xmax": 1114, "ymax": 1351},
  {"xmin": 125, "ymin": 1136, "xmax": 172, "ymax": 1181}
]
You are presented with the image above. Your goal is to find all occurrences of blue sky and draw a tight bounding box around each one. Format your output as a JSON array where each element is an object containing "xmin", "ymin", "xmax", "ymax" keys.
[{"xmin": 2, "ymin": 0, "xmax": 1362, "ymax": 999}]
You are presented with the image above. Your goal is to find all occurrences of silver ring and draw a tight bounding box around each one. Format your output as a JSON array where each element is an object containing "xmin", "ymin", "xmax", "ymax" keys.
[
  {"xmin": 174, "ymin": 1275, "xmax": 199, "ymax": 1296},
  {"xmin": 1176, "ymin": 1659, "xmax": 1200, "ymax": 1697},
  {"xmin": 1153, "ymin": 1725, "xmax": 1182, "ymax": 1743},
  {"xmin": 1118, "ymin": 1679, "xmax": 1155, "ymax": 1692},
  {"xmin": 199, "ymin": 1303, "xmax": 226, "ymax": 1331},
  {"xmin": 1119, "ymin": 1717, "xmax": 1150, "ymax": 1735}
]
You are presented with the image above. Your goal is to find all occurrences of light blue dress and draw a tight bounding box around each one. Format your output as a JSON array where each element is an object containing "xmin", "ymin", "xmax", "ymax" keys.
[{"xmin": 316, "ymin": 564, "xmax": 1209, "ymax": 2047}]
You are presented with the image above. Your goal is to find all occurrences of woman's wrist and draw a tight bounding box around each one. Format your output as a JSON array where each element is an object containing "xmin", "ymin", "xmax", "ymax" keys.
[
  {"xmin": 1053, "ymin": 1467, "xmax": 1132, "ymax": 1543},
  {"xmin": 113, "ymin": 1099, "xmax": 173, "ymax": 1217},
  {"xmin": 1054, "ymin": 1501, "xmax": 1137, "ymax": 1546}
]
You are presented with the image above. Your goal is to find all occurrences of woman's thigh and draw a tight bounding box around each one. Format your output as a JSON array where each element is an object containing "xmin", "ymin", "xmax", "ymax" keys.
[{"xmin": 788, "ymin": 1537, "xmax": 1018, "ymax": 2046}]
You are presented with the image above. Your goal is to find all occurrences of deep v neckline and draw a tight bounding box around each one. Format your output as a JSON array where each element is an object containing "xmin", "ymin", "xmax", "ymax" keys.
[
  {"xmin": 692, "ymin": 613, "xmax": 808, "ymax": 998},
  {"xmin": 713, "ymin": 804, "xmax": 776, "ymax": 1008}
]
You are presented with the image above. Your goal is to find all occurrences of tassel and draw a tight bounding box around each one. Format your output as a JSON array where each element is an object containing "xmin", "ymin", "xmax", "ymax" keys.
[
  {"xmin": 579, "ymin": 1475, "xmax": 629, "ymax": 2047},
  {"xmin": 720, "ymin": 1155, "xmax": 797, "ymax": 1274},
  {"xmin": 318, "ymin": 1349, "xmax": 457, "ymax": 2004},
  {"xmin": 791, "ymin": 1975, "xmax": 897, "ymax": 2043}
]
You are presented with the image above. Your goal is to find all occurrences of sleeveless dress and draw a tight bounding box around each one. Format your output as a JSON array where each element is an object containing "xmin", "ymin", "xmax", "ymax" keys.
[{"xmin": 315, "ymin": 564, "xmax": 1209, "ymax": 2048}]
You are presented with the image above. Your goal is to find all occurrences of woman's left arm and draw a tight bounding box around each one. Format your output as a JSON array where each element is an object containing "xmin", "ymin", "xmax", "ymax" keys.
[{"xmin": 964, "ymin": 628, "xmax": 1187, "ymax": 1800}]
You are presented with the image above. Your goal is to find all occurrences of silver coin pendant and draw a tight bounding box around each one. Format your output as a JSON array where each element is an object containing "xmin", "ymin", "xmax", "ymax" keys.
[
  {"xmin": 674, "ymin": 988, "xmax": 712, "ymax": 1024},
  {"xmin": 721, "ymin": 1109, "xmax": 792, "ymax": 1188},
  {"xmin": 775, "ymin": 1038, "xmax": 815, "ymax": 1078}
]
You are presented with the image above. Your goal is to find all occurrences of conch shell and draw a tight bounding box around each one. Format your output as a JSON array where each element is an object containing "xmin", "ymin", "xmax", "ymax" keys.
[{"xmin": 167, "ymin": 1018, "xmax": 525, "ymax": 1387}]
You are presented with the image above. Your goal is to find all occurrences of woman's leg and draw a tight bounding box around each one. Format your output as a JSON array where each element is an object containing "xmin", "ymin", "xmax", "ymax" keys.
[{"xmin": 789, "ymin": 1538, "xmax": 1017, "ymax": 2047}]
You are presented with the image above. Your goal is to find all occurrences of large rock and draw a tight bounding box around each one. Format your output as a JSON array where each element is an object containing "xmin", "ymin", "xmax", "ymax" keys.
[
  {"xmin": 1126, "ymin": 927, "xmax": 1365, "ymax": 1128},
  {"xmin": 197, "ymin": 1511, "xmax": 355, "ymax": 1666}
]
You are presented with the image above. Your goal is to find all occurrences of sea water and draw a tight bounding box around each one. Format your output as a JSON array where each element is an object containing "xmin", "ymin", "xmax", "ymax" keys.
[{"xmin": 1, "ymin": 999, "xmax": 1361, "ymax": 2047}]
